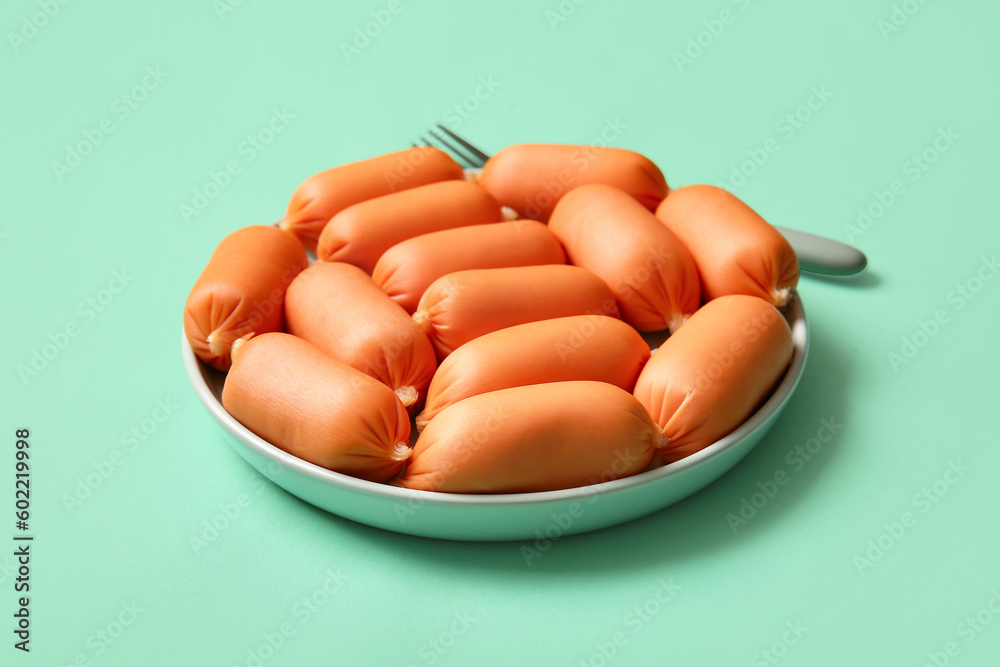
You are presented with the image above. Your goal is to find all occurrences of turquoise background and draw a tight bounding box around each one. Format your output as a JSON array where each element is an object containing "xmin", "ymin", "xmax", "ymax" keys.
[{"xmin": 3, "ymin": 0, "xmax": 999, "ymax": 665}]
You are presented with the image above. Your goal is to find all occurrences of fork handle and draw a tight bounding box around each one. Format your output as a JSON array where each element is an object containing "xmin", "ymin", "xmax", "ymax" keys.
[{"xmin": 774, "ymin": 225, "xmax": 867, "ymax": 276}]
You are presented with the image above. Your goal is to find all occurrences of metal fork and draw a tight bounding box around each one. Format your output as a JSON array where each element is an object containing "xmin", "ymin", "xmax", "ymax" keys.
[{"xmin": 416, "ymin": 125, "xmax": 867, "ymax": 277}]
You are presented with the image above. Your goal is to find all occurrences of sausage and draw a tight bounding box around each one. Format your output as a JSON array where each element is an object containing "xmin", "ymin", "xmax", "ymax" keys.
[
  {"xmin": 632, "ymin": 295, "xmax": 794, "ymax": 463},
  {"xmin": 413, "ymin": 265, "xmax": 620, "ymax": 359},
  {"xmin": 284, "ymin": 262, "xmax": 437, "ymax": 407},
  {"xmin": 372, "ymin": 220, "xmax": 567, "ymax": 314},
  {"xmin": 280, "ymin": 146, "xmax": 464, "ymax": 253},
  {"xmin": 549, "ymin": 183, "xmax": 701, "ymax": 332},
  {"xmin": 317, "ymin": 180, "xmax": 503, "ymax": 273},
  {"xmin": 477, "ymin": 143, "xmax": 668, "ymax": 220},
  {"xmin": 396, "ymin": 381, "xmax": 666, "ymax": 493},
  {"xmin": 221, "ymin": 333, "xmax": 411, "ymax": 483},
  {"xmin": 654, "ymin": 185, "xmax": 799, "ymax": 307},
  {"xmin": 416, "ymin": 316, "xmax": 649, "ymax": 431},
  {"xmin": 183, "ymin": 225, "xmax": 308, "ymax": 372}
]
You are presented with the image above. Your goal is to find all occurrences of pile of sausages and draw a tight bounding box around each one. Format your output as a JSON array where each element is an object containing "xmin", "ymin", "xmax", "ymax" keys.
[{"xmin": 183, "ymin": 144, "xmax": 797, "ymax": 494}]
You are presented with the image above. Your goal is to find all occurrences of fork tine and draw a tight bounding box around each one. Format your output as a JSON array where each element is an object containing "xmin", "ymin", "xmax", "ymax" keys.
[
  {"xmin": 427, "ymin": 128, "xmax": 482, "ymax": 168},
  {"xmin": 434, "ymin": 125, "xmax": 491, "ymax": 166},
  {"xmin": 416, "ymin": 136, "xmax": 451, "ymax": 159}
]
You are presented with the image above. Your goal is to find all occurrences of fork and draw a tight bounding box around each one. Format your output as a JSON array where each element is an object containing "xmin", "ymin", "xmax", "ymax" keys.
[{"xmin": 416, "ymin": 125, "xmax": 867, "ymax": 277}]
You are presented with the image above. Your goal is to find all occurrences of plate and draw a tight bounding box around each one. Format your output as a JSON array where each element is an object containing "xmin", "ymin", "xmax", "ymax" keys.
[{"xmin": 182, "ymin": 296, "xmax": 808, "ymax": 542}]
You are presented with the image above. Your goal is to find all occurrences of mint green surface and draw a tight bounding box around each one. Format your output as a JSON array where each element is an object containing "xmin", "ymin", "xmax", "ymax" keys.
[{"xmin": 3, "ymin": 1, "xmax": 998, "ymax": 665}]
